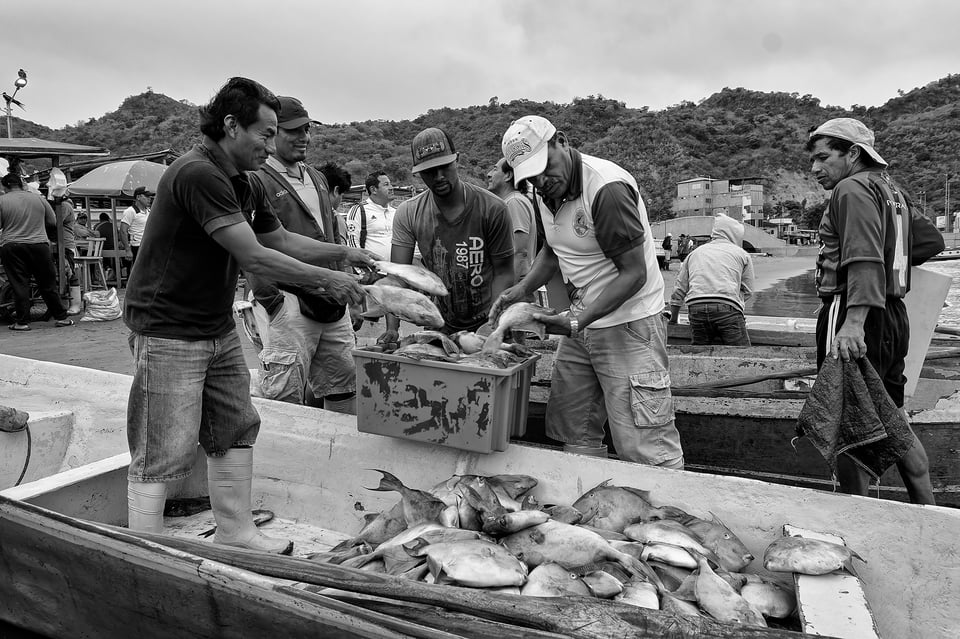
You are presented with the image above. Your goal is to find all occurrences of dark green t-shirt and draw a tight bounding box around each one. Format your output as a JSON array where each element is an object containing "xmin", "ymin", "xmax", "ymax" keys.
[
  {"xmin": 392, "ymin": 182, "xmax": 514, "ymax": 331},
  {"xmin": 124, "ymin": 142, "xmax": 280, "ymax": 339}
]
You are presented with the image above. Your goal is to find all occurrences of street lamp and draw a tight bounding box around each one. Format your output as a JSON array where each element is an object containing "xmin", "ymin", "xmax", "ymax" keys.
[{"xmin": 3, "ymin": 69, "xmax": 28, "ymax": 139}]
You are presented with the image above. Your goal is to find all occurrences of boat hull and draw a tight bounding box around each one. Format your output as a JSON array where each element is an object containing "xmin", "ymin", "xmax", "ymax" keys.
[{"xmin": 2, "ymin": 354, "xmax": 960, "ymax": 639}]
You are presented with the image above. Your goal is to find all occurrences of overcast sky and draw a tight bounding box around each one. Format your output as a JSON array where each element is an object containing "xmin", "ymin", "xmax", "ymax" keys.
[{"xmin": 6, "ymin": 0, "xmax": 958, "ymax": 129}]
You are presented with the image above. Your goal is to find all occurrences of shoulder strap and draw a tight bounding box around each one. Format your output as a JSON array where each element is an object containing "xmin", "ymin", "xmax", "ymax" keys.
[{"xmin": 347, "ymin": 203, "xmax": 367, "ymax": 248}]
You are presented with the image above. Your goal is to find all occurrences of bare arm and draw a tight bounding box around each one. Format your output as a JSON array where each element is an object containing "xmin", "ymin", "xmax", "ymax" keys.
[
  {"xmin": 382, "ymin": 244, "xmax": 416, "ymax": 338},
  {"xmin": 212, "ymin": 223, "xmax": 364, "ymax": 305},
  {"xmin": 257, "ymin": 224, "xmax": 377, "ymax": 268}
]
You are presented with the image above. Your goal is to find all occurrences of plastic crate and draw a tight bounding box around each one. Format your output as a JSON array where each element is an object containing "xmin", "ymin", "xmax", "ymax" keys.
[{"xmin": 353, "ymin": 348, "xmax": 539, "ymax": 453}]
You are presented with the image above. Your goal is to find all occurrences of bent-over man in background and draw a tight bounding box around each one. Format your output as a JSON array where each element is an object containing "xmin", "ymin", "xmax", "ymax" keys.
[{"xmin": 491, "ymin": 115, "xmax": 683, "ymax": 468}]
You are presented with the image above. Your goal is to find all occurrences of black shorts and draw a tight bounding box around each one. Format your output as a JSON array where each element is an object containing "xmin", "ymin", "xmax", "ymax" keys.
[{"xmin": 816, "ymin": 296, "xmax": 909, "ymax": 407}]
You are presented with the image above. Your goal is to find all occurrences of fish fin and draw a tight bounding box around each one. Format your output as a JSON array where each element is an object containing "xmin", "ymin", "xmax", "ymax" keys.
[
  {"xmin": 402, "ymin": 537, "xmax": 430, "ymax": 556},
  {"xmin": 481, "ymin": 329, "xmax": 506, "ymax": 353},
  {"xmin": 843, "ymin": 556, "xmax": 861, "ymax": 578},
  {"xmin": 849, "ymin": 548, "xmax": 867, "ymax": 564},
  {"xmin": 618, "ymin": 553, "xmax": 666, "ymax": 593},
  {"xmin": 654, "ymin": 505, "xmax": 694, "ymax": 523}
]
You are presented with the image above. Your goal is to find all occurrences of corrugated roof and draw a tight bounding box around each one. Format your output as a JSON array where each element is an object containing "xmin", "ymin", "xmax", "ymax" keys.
[{"xmin": 0, "ymin": 137, "xmax": 109, "ymax": 158}]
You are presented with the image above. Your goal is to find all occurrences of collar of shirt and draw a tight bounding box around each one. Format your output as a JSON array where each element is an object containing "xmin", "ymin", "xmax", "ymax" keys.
[
  {"xmin": 199, "ymin": 136, "xmax": 253, "ymax": 203},
  {"xmin": 543, "ymin": 148, "xmax": 583, "ymax": 212},
  {"xmin": 362, "ymin": 199, "xmax": 393, "ymax": 215},
  {"xmin": 266, "ymin": 155, "xmax": 305, "ymax": 182}
]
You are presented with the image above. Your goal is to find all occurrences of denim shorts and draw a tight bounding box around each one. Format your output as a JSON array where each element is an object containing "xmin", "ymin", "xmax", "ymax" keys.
[
  {"xmin": 251, "ymin": 291, "xmax": 356, "ymax": 403},
  {"xmin": 126, "ymin": 330, "xmax": 260, "ymax": 482},
  {"xmin": 545, "ymin": 313, "xmax": 684, "ymax": 467}
]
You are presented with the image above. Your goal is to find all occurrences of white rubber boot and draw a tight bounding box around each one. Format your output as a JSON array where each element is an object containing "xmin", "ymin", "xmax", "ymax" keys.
[
  {"xmin": 66, "ymin": 286, "xmax": 83, "ymax": 315},
  {"xmin": 127, "ymin": 481, "xmax": 167, "ymax": 533},
  {"xmin": 207, "ymin": 447, "xmax": 292, "ymax": 554}
]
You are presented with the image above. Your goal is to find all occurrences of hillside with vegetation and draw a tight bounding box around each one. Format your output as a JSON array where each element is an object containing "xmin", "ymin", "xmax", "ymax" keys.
[{"xmin": 8, "ymin": 74, "xmax": 960, "ymax": 227}]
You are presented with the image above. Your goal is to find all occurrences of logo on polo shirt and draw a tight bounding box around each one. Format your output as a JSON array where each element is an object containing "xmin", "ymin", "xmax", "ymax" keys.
[{"xmin": 573, "ymin": 209, "xmax": 589, "ymax": 238}]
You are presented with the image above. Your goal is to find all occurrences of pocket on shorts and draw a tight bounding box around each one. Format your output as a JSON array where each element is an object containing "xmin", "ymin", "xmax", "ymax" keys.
[
  {"xmin": 258, "ymin": 348, "xmax": 303, "ymax": 401},
  {"xmin": 629, "ymin": 370, "xmax": 674, "ymax": 427}
]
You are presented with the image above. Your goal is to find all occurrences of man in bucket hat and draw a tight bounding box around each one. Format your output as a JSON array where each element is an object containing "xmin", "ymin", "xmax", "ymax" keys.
[
  {"xmin": 378, "ymin": 127, "xmax": 514, "ymax": 342},
  {"xmin": 491, "ymin": 115, "xmax": 683, "ymax": 468},
  {"xmin": 806, "ymin": 117, "xmax": 943, "ymax": 503}
]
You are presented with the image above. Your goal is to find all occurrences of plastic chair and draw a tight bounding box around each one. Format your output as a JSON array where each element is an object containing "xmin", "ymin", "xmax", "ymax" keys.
[{"xmin": 75, "ymin": 237, "xmax": 108, "ymax": 293}]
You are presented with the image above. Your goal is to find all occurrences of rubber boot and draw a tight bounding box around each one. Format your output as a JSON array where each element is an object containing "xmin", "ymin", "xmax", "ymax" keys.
[
  {"xmin": 66, "ymin": 286, "xmax": 83, "ymax": 315},
  {"xmin": 323, "ymin": 393, "xmax": 356, "ymax": 415},
  {"xmin": 127, "ymin": 481, "xmax": 167, "ymax": 533},
  {"xmin": 207, "ymin": 447, "xmax": 293, "ymax": 554}
]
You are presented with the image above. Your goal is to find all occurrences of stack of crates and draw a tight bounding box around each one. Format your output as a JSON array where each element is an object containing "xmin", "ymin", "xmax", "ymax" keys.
[{"xmin": 352, "ymin": 348, "xmax": 539, "ymax": 453}]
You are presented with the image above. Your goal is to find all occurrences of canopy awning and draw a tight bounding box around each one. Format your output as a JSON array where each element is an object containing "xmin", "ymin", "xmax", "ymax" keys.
[{"xmin": 0, "ymin": 137, "xmax": 109, "ymax": 159}]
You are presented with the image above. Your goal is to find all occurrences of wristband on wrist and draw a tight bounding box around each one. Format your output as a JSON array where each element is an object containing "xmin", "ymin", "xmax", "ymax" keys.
[{"xmin": 568, "ymin": 315, "xmax": 579, "ymax": 338}]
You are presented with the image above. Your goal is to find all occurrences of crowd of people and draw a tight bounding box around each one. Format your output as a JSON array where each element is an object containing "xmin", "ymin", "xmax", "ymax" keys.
[{"xmin": 0, "ymin": 75, "xmax": 944, "ymax": 554}]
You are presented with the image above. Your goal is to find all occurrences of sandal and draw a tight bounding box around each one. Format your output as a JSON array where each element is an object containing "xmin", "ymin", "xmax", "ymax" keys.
[
  {"xmin": 9, "ymin": 324, "xmax": 31, "ymax": 331},
  {"xmin": 55, "ymin": 318, "xmax": 75, "ymax": 328}
]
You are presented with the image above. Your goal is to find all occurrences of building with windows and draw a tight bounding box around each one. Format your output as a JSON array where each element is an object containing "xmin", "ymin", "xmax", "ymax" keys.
[{"xmin": 672, "ymin": 176, "xmax": 766, "ymax": 224}]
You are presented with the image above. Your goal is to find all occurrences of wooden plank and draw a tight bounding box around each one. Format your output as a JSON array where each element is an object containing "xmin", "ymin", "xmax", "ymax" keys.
[
  {"xmin": 781, "ymin": 525, "xmax": 880, "ymax": 639},
  {"xmin": 0, "ymin": 496, "xmax": 411, "ymax": 639}
]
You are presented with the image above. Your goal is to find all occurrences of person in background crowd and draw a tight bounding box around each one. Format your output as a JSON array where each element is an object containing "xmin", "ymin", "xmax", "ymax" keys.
[
  {"xmin": 318, "ymin": 162, "xmax": 366, "ymax": 332},
  {"xmin": 0, "ymin": 173, "xmax": 74, "ymax": 331},
  {"xmin": 487, "ymin": 157, "xmax": 537, "ymax": 280},
  {"xmin": 123, "ymin": 77, "xmax": 372, "ymax": 552},
  {"xmin": 74, "ymin": 211, "xmax": 93, "ymax": 240},
  {"xmin": 379, "ymin": 127, "xmax": 514, "ymax": 342},
  {"xmin": 47, "ymin": 169, "xmax": 83, "ymax": 315},
  {"xmin": 246, "ymin": 96, "xmax": 374, "ymax": 413},
  {"xmin": 677, "ymin": 233, "xmax": 693, "ymax": 261},
  {"xmin": 491, "ymin": 115, "xmax": 683, "ymax": 468},
  {"xmin": 806, "ymin": 117, "xmax": 944, "ymax": 504},
  {"xmin": 95, "ymin": 211, "xmax": 129, "ymax": 284},
  {"xmin": 661, "ymin": 233, "xmax": 672, "ymax": 270},
  {"xmin": 120, "ymin": 186, "xmax": 154, "ymax": 266},
  {"xmin": 347, "ymin": 171, "xmax": 395, "ymax": 261},
  {"xmin": 669, "ymin": 214, "xmax": 754, "ymax": 345}
]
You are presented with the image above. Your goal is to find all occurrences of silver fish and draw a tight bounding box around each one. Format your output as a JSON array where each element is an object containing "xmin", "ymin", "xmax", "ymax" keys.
[
  {"xmin": 740, "ymin": 575, "xmax": 797, "ymax": 619},
  {"xmin": 614, "ymin": 580, "xmax": 660, "ymax": 610},
  {"xmin": 694, "ymin": 558, "xmax": 767, "ymax": 627},
  {"xmin": 521, "ymin": 563, "xmax": 591, "ymax": 597},
  {"xmin": 373, "ymin": 260, "xmax": 448, "ymax": 296},
  {"xmin": 397, "ymin": 331, "xmax": 461, "ymax": 356},
  {"xmin": 363, "ymin": 284, "xmax": 444, "ymax": 328},
  {"xmin": 582, "ymin": 570, "xmax": 624, "ymax": 598},
  {"xmin": 406, "ymin": 538, "xmax": 528, "ymax": 588},
  {"xmin": 366, "ymin": 469, "xmax": 451, "ymax": 527},
  {"xmin": 571, "ymin": 480, "xmax": 669, "ymax": 533},
  {"xmin": 763, "ymin": 536, "xmax": 866, "ymax": 576},
  {"xmin": 482, "ymin": 302, "xmax": 551, "ymax": 352},
  {"xmin": 450, "ymin": 330, "xmax": 484, "ymax": 355},
  {"xmin": 662, "ymin": 510, "xmax": 755, "ymax": 572}
]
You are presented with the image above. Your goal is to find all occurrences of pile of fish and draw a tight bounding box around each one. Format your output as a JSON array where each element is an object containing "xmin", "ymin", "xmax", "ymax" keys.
[
  {"xmin": 310, "ymin": 471, "xmax": 866, "ymax": 630},
  {"xmin": 367, "ymin": 330, "xmax": 534, "ymax": 369}
]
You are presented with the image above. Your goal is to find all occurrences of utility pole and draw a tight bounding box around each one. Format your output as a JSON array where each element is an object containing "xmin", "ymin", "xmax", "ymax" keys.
[{"xmin": 946, "ymin": 174, "xmax": 952, "ymax": 234}]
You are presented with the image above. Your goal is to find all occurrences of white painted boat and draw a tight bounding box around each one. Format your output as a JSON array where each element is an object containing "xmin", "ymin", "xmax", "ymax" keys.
[{"xmin": 1, "ymin": 354, "xmax": 959, "ymax": 638}]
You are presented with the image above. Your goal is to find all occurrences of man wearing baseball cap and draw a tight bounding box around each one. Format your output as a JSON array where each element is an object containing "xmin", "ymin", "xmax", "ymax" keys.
[
  {"xmin": 806, "ymin": 117, "xmax": 943, "ymax": 503},
  {"xmin": 121, "ymin": 185, "xmax": 154, "ymax": 266},
  {"xmin": 379, "ymin": 127, "xmax": 514, "ymax": 341},
  {"xmin": 491, "ymin": 115, "xmax": 683, "ymax": 469},
  {"xmin": 246, "ymin": 96, "xmax": 377, "ymax": 414}
]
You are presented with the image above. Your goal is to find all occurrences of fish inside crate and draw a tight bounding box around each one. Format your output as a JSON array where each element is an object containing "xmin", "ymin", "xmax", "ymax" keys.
[{"xmin": 353, "ymin": 348, "xmax": 539, "ymax": 453}]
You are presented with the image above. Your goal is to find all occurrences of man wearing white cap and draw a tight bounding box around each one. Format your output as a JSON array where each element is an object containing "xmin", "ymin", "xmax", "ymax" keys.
[
  {"xmin": 807, "ymin": 117, "xmax": 943, "ymax": 503},
  {"xmin": 379, "ymin": 127, "xmax": 514, "ymax": 341},
  {"xmin": 491, "ymin": 115, "xmax": 683, "ymax": 468}
]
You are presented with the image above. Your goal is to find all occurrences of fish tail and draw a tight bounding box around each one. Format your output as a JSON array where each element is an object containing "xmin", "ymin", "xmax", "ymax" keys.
[
  {"xmin": 367, "ymin": 469, "xmax": 404, "ymax": 494},
  {"xmin": 844, "ymin": 557, "xmax": 861, "ymax": 578},
  {"xmin": 619, "ymin": 553, "xmax": 666, "ymax": 593}
]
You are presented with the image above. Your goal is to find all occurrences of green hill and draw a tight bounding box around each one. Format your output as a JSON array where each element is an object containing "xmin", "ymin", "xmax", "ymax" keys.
[{"xmin": 7, "ymin": 74, "xmax": 960, "ymax": 225}]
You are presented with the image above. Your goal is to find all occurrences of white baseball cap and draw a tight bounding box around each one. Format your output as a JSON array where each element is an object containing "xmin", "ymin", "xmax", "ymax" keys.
[
  {"xmin": 809, "ymin": 117, "xmax": 887, "ymax": 167},
  {"xmin": 501, "ymin": 115, "xmax": 557, "ymax": 187}
]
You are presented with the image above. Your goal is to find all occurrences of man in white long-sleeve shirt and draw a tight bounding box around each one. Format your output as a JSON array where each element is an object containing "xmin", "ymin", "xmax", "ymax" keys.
[{"xmin": 668, "ymin": 214, "xmax": 755, "ymax": 345}]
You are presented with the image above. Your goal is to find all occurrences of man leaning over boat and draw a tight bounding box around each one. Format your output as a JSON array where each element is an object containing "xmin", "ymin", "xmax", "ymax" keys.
[{"xmin": 122, "ymin": 77, "xmax": 372, "ymax": 552}]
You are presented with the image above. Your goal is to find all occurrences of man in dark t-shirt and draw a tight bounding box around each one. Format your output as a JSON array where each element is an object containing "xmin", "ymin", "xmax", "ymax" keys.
[
  {"xmin": 123, "ymin": 78, "xmax": 373, "ymax": 551},
  {"xmin": 379, "ymin": 127, "xmax": 514, "ymax": 340},
  {"xmin": 807, "ymin": 117, "xmax": 943, "ymax": 504}
]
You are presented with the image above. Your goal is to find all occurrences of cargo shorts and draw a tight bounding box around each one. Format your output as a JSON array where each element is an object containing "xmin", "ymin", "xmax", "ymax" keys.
[
  {"xmin": 545, "ymin": 312, "xmax": 684, "ymax": 468},
  {"xmin": 251, "ymin": 291, "xmax": 356, "ymax": 403}
]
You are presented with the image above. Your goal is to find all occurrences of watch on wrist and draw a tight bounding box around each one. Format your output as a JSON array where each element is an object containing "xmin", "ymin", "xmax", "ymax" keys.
[{"xmin": 568, "ymin": 316, "xmax": 579, "ymax": 338}]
